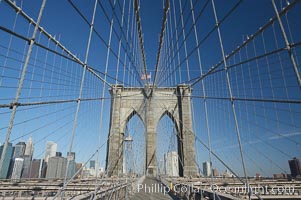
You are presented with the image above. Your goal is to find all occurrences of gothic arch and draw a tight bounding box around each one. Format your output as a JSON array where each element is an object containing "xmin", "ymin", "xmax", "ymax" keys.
[
  {"xmin": 121, "ymin": 109, "xmax": 145, "ymax": 135},
  {"xmin": 123, "ymin": 110, "xmax": 146, "ymax": 176},
  {"xmin": 157, "ymin": 110, "xmax": 179, "ymax": 134},
  {"xmin": 106, "ymin": 85, "xmax": 197, "ymax": 177},
  {"xmin": 156, "ymin": 110, "xmax": 183, "ymax": 176}
]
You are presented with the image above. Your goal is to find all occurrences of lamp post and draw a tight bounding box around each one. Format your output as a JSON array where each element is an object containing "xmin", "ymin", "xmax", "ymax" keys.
[{"xmin": 124, "ymin": 134, "xmax": 133, "ymax": 199}]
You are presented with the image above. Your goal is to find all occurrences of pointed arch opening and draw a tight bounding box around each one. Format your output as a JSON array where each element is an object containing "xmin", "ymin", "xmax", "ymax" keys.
[
  {"xmin": 123, "ymin": 110, "xmax": 146, "ymax": 176},
  {"xmin": 156, "ymin": 110, "xmax": 182, "ymax": 177}
]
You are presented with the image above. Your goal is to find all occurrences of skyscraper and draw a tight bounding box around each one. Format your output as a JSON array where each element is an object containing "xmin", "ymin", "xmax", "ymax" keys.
[
  {"xmin": 21, "ymin": 155, "xmax": 32, "ymax": 178},
  {"xmin": 46, "ymin": 155, "xmax": 67, "ymax": 179},
  {"xmin": 67, "ymin": 152, "xmax": 75, "ymax": 161},
  {"xmin": 164, "ymin": 151, "xmax": 179, "ymax": 177},
  {"xmin": 67, "ymin": 160, "xmax": 76, "ymax": 178},
  {"xmin": 13, "ymin": 142, "xmax": 26, "ymax": 158},
  {"xmin": 24, "ymin": 136, "xmax": 34, "ymax": 158},
  {"xmin": 213, "ymin": 168, "xmax": 219, "ymax": 177},
  {"xmin": 288, "ymin": 157, "xmax": 301, "ymax": 178},
  {"xmin": 56, "ymin": 152, "xmax": 62, "ymax": 157},
  {"xmin": 29, "ymin": 159, "xmax": 42, "ymax": 178},
  {"xmin": 0, "ymin": 142, "xmax": 14, "ymax": 179},
  {"xmin": 11, "ymin": 158, "xmax": 24, "ymax": 180},
  {"xmin": 203, "ymin": 161, "xmax": 212, "ymax": 177},
  {"xmin": 40, "ymin": 160, "xmax": 47, "ymax": 178},
  {"xmin": 90, "ymin": 160, "xmax": 95, "ymax": 169},
  {"xmin": 66, "ymin": 152, "xmax": 76, "ymax": 178},
  {"xmin": 76, "ymin": 163, "xmax": 83, "ymax": 179},
  {"xmin": 44, "ymin": 141, "xmax": 57, "ymax": 162}
]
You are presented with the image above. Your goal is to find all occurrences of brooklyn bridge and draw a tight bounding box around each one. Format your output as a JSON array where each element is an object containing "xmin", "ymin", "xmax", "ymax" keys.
[{"xmin": 0, "ymin": 0, "xmax": 301, "ymax": 199}]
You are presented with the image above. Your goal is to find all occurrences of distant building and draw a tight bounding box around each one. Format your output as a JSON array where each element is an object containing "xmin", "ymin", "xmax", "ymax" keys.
[
  {"xmin": 90, "ymin": 160, "xmax": 95, "ymax": 169},
  {"xmin": 40, "ymin": 160, "xmax": 47, "ymax": 178},
  {"xmin": 164, "ymin": 151, "xmax": 179, "ymax": 177},
  {"xmin": 56, "ymin": 152, "xmax": 62, "ymax": 157},
  {"xmin": 66, "ymin": 152, "xmax": 76, "ymax": 179},
  {"xmin": 46, "ymin": 155, "xmax": 67, "ymax": 179},
  {"xmin": 273, "ymin": 173, "xmax": 287, "ymax": 179},
  {"xmin": 44, "ymin": 141, "xmax": 57, "ymax": 162},
  {"xmin": 24, "ymin": 136, "xmax": 34, "ymax": 158},
  {"xmin": 11, "ymin": 158, "xmax": 24, "ymax": 180},
  {"xmin": 202, "ymin": 162, "xmax": 211, "ymax": 177},
  {"xmin": 67, "ymin": 152, "xmax": 75, "ymax": 161},
  {"xmin": 29, "ymin": 159, "xmax": 42, "ymax": 178},
  {"xmin": 288, "ymin": 157, "xmax": 301, "ymax": 178},
  {"xmin": 82, "ymin": 169, "xmax": 90, "ymax": 178},
  {"xmin": 158, "ymin": 159, "xmax": 165, "ymax": 175},
  {"xmin": 223, "ymin": 169, "xmax": 235, "ymax": 178},
  {"xmin": 13, "ymin": 142, "xmax": 26, "ymax": 158},
  {"xmin": 213, "ymin": 168, "xmax": 219, "ymax": 177},
  {"xmin": 67, "ymin": 160, "xmax": 76, "ymax": 178},
  {"xmin": 82, "ymin": 167, "xmax": 103, "ymax": 178},
  {"xmin": 99, "ymin": 167, "xmax": 104, "ymax": 173},
  {"xmin": 21, "ymin": 155, "xmax": 32, "ymax": 178},
  {"xmin": 255, "ymin": 173, "xmax": 261, "ymax": 180},
  {"xmin": 75, "ymin": 163, "xmax": 83, "ymax": 179},
  {"xmin": 0, "ymin": 142, "xmax": 14, "ymax": 179}
]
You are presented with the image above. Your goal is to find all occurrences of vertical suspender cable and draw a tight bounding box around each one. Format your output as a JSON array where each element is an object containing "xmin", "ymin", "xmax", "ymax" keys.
[
  {"xmin": 115, "ymin": 0, "xmax": 126, "ymax": 85},
  {"xmin": 189, "ymin": 0, "xmax": 216, "ymax": 199},
  {"xmin": 0, "ymin": 9, "xmax": 19, "ymax": 87},
  {"xmin": 179, "ymin": 0, "xmax": 191, "ymax": 81},
  {"xmin": 63, "ymin": 0, "xmax": 98, "ymax": 191},
  {"xmin": 210, "ymin": 0, "xmax": 251, "ymax": 199},
  {"xmin": 134, "ymin": 0, "xmax": 148, "ymax": 86},
  {"xmin": 96, "ymin": 0, "xmax": 117, "ymax": 181},
  {"xmin": 172, "ymin": 0, "xmax": 182, "ymax": 84},
  {"xmin": 271, "ymin": 0, "xmax": 301, "ymax": 89},
  {"xmin": 97, "ymin": 0, "xmax": 116, "ymax": 174},
  {"xmin": 0, "ymin": 0, "xmax": 47, "ymax": 176},
  {"xmin": 152, "ymin": 0, "xmax": 169, "ymax": 88}
]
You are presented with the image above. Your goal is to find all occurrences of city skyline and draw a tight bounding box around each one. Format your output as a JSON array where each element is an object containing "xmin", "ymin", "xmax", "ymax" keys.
[
  {"xmin": 1, "ymin": 135, "xmax": 300, "ymax": 180},
  {"xmin": 0, "ymin": 137, "xmax": 100, "ymax": 180},
  {"xmin": 0, "ymin": 0, "xmax": 301, "ymax": 199},
  {"xmin": 0, "ymin": 0, "xmax": 300, "ymax": 183}
]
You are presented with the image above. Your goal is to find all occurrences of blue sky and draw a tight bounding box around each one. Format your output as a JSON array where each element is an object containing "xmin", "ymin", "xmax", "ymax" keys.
[{"xmin": 0, "ymin": 0, "xmax": 301, "ymax": 177}]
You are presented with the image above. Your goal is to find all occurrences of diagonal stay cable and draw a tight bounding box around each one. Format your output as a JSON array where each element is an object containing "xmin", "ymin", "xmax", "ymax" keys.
[
  {"xmin": 0, "ymin": 0, "xmax": 47, "ymax": 179},
  {"xmin": 67, "ymin": 0, "xmax": 144, "ymax": 86},
  {"xmin": 152, "ymin": 0, "xmax": 170, "ymax": 88},
  {"xmin": 103, "ymin": 0, "xmax": 145, "ymax": 85},
  {"xmin": 133, "ymin": 0, "xmax": 148, "ymax": 86},
  {"xmin": 4, "ymin": 0, "xmax": 114, "ymax": 88},
  {"xmin": 162, "ymin": 102, "xmax": 263, "ymax": 200},
  {"xmin": 158, "ymin": 0, "xmax": 243, "ymax": 86},
  {"xmin": 189, "ymin": 0, "xmax": 300, "ymax": 87},
  {"xmin": 0, "ymin": 26, "xmax": 112, "ymax": 88},
  {"xmin": 177, "ymin": 40, "xmax": 301, "ymax": 86}
]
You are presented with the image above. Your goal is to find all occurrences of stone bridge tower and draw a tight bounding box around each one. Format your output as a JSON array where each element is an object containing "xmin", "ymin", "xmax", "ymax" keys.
[{"xmin": 106, "ymin": 84, "xmax": 198, "ymax": 177}]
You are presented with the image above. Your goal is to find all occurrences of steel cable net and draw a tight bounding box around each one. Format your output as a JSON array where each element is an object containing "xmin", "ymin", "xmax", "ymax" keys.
[
  {"xmin": 0, "ymin": 0, "xmax": 145, "ymax": 198},
  {"xmin": 0, "ymin": 0, "xmax": 301, "ymax": 199}
]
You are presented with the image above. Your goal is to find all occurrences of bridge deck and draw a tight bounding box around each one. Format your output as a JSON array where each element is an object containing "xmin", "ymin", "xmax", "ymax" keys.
[{"xmin": 129, "ymin": 177, "xmax": 177, "ymax": 200}]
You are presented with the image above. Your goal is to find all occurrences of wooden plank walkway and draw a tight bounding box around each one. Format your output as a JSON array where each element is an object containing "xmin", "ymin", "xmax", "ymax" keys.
[{"xmin": 129, "ymin": 177, "xmax": 178, "ymax": 200}]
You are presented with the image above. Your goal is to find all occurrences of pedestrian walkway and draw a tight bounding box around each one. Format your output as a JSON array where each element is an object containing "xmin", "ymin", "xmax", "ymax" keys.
[{"xmin": 129, "ymin": 177, "xmax": 178, "ymax": 200}]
